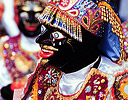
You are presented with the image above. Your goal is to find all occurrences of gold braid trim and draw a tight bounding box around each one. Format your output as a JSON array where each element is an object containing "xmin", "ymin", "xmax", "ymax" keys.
[
  {"xmin": 98, "ymin": 1, "xmax": 126, "ymax": 64},
  {"xmin": 30, "ymin": 73, "xmax": 39, "ymax": 100},
  {"xmin": 103, "ymin": 90, "xmax": 109, "ymax": 100},
  {"xmin": 98, "ymin": 1, "xmax": 121, "ymax": 24},
  {"xmin": 44, "ymin": 68, "xmax": 108, "ymax": 100}
]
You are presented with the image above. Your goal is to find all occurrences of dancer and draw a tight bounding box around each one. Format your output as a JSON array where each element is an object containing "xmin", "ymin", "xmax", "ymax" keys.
[
  {"xmin": 16, "ymin": 0, "xmax": 126, "ymax": 99},
  {"xmin": 0, "ymin": 0, "xmax": 43, "ymax": 100}
]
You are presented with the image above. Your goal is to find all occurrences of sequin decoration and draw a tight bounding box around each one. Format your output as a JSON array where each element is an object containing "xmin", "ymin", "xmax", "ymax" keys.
[
  {"xmin": 111, "ymin": 68, "xmax": 128, "ymax": 100},
  {"xmin": 42, "ymin": 67, "xmax": 60, "ymax": 86},
  {"xmin": 2, "ymin": 34, "xmax": 40, "ymax": 87},
  {"xmin": 44, "ymin": 68, "xmax": 108, "ymax": 100},
  {"xmin": 85, "ymin": 85, "xmax": 91, "ymax": 93},
  {"xmin": 37, "ymin": 65, "xmax": 62, "ymax": 100}
]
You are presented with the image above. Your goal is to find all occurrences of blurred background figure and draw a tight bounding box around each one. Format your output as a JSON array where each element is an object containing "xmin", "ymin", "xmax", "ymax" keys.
[
  {"xmin": 0, "ymin": 0, "xmax": 7, "ymax": 38},
  {"xmin": 0, "ymin": 0, "xmax": 44, "ymax": 100},
  {"xmin": 119, "ymin": 0, "xmax": 128, "ymax": 60},
  {"xmin": 1, "ymin": 0, "xmax": 20, "ymax": 37},
  {"xmin": 0, "ymin": 0, "xmax": 4, "ymax": 22}
]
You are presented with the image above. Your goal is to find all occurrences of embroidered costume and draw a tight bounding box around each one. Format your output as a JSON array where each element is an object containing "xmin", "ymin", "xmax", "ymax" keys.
[
  {"xmin": 0, "ymin": 34, "xmax": 40, "ymax": 90},
  {"xmin": 110, "ymin": 62, "xmax": 128, "ymax": 100},
  {"xmin": 23, "ymin": 56, "xmax": 119, "ymax": 100},
  {"xmin": 0, "ymin": 1, "xmax": 43, "ymax": 100},
  {"xmin": 0, "ymin": 1, "xmax": 4, "ymax": 21},
  {"xmin": 16, "ymin": 0, "xmax": 126, "ymax": 100}
]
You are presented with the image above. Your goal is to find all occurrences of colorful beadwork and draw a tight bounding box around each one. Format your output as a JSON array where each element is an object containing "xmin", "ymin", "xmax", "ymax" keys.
[
  {"xmin": 43, "ymin": 68, "xmax": 108, "ymax": 100},
  {"xmin": 42, "ymin": 67, "xmax": 60, "ymax": 86},
  {"xmin": 35, "ymin": 65, "xmax": 62, "ymax": 100},
  {"xmin": 26, "ymin": 66, "xmax": 109, "ymax": 100}
]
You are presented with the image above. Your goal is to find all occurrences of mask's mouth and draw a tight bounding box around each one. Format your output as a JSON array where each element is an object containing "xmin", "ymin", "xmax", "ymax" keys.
[
  {"xmin": 40, "ymin": 48, "xmax": 54, "ymax": 58},
  {"xmin": 23, "ymin": 21, "xmax": 39, "ymax": 31},
  {"xmin": 40, "ymin": 44, "xmax": 58, "ymax": 58}
]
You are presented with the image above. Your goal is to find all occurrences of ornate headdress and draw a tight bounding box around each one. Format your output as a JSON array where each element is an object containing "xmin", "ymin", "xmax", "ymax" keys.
[{"xmin": 38, "ymin": 0, "xmax": 126, "ymax": 64}]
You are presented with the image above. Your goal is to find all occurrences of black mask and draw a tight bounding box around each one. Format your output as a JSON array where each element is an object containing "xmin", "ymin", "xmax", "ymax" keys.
[
  {"xmin": 18, "ymin": 1, "xmax": 43, "ymax": 37},
  {"xmin": 36, "ymin": 24, "xmax": 101, "ymax": 73}
]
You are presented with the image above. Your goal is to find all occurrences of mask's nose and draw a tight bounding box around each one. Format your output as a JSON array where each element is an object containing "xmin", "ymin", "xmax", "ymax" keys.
[{"xmin": 27, "ymin": 11, "xmax": 37, "ymax": 23}]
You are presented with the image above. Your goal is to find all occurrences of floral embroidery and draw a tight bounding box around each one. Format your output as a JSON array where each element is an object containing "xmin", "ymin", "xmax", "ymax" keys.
[
  {"xmin": 44, "ymin": 68, "xmax": 108, "ymax": 100},
  {"xmin": 99, "ymin": 92, "xmax": 105, "ymax": 99},
  {"xmin": 61, "ymin": 0, "xmax": 69, "ymax": 6},
  {"xmin": 85, "ymin": 85, "xmax": 91, "ymax": 93},
  {"xmin": 42, "ymin": 68, "xmax": 60, "ymax": 86}
]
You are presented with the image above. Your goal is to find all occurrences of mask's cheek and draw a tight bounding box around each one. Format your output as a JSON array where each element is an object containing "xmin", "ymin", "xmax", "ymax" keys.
[{"xmin": 48, "ymin": 42, "xmax": 74, "ymax": 67}]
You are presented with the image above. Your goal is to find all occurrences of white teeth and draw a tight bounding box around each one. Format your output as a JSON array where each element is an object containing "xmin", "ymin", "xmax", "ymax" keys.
[
  {"xmin": 59, "ymin": 42, "xmax": 61, "ymax": 45},
  {"xmin": 53, "ymin": 38, "xmax": 55, "ymax": 41},
  {"xmin": 42, "ymin": 49, "xmax": 53, "ymax": 53},
  {"xmin": 53, "ymin": 43, "xmax": 55, "ymax": 46}
]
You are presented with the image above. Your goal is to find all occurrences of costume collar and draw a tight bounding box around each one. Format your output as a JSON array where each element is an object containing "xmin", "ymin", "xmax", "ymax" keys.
[{"xmin": 59, "ymin": 56, "xmax": 100, "ymax": 95}]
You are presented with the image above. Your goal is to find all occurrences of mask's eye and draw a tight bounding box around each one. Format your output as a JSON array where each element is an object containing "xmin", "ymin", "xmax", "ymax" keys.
[
  {"xmin": 41, "ymin": 25, "xmax": 46, "ymax": 33},
  {"xmin": 33, "ymin": 6, "xmax": 43, "ymax": 12},
  {"xmin": 52, "ymin": 31, "xmax": 65, "ymax": 40},
  {"xmin": 35, "ymin": 13, "xmax": 40, "ymax": 19},
  {"xmin": 20, "ymin": 12, "xmax": 29, "ymax": 19}
]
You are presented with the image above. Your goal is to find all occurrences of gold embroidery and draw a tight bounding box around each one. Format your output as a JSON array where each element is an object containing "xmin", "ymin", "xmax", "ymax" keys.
[
  {"xmin": 44, "ymin": 68, "xmax": 108, "ymax": 100},
  {"xmin": 82, "ymin": 9, "xmax": 103, "ymax": 34},
  {"xmin": 98, "ymin": 1, "xmax": 126, "ymax": 64},
  {"xmin": 30, "ymin": 73, "xmax": 39, "ymax": 100}
]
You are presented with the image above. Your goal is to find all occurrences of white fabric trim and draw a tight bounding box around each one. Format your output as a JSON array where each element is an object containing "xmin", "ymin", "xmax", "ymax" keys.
[{"xmin": 59, "ymin": 56, "xmax": 119, "ymax": 95}]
